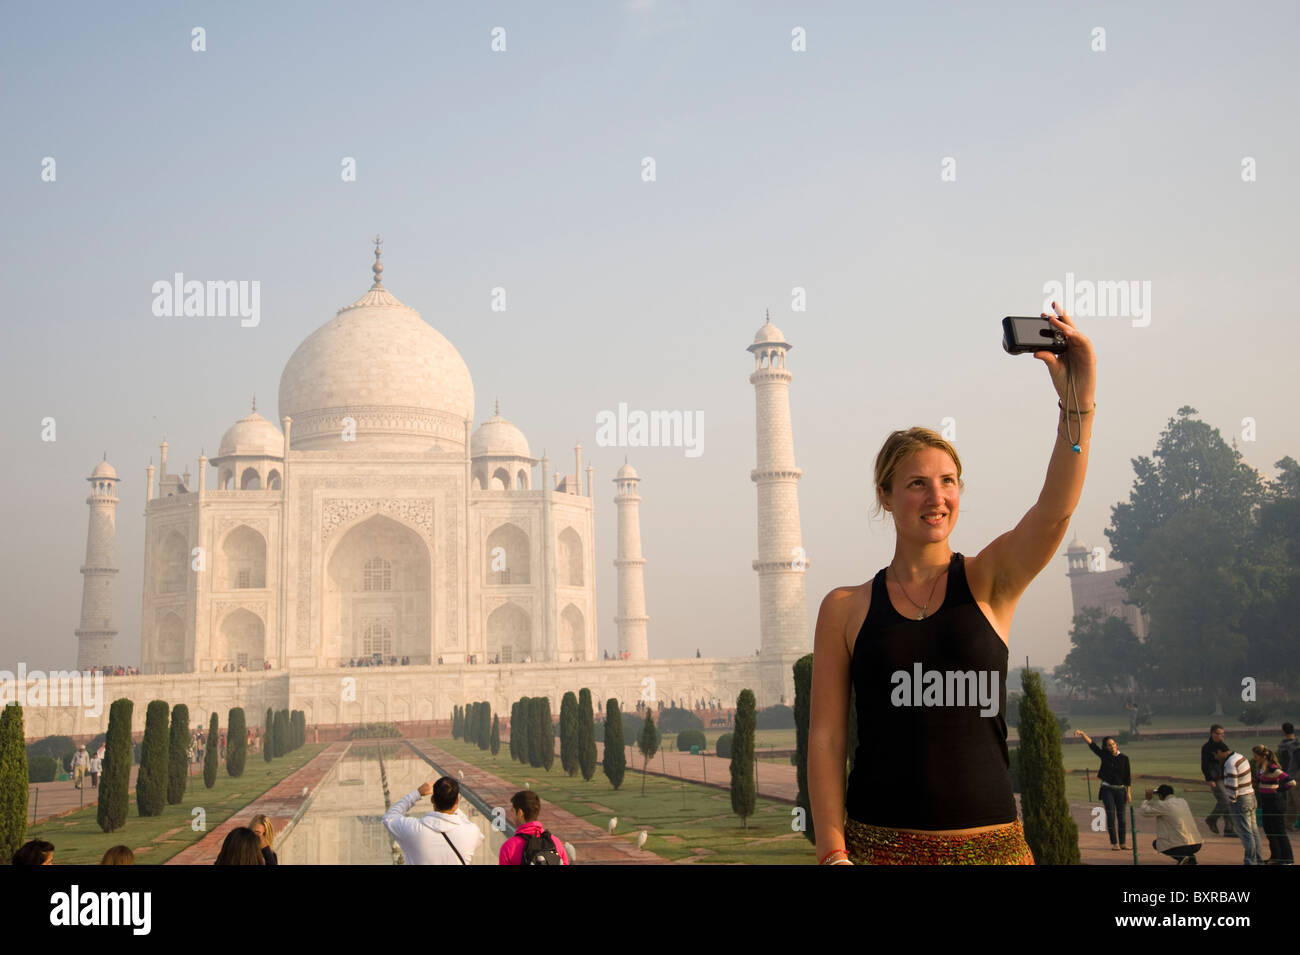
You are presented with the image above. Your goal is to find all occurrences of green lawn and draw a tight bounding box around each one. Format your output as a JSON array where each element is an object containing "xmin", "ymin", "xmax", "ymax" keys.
[
  {"xmin": 27, "ymin": 745, "xmax": 326, "ymax": 865},
  {"xmin": 434, "ymin": 739, "xmax": 814, "ymax": 864}
]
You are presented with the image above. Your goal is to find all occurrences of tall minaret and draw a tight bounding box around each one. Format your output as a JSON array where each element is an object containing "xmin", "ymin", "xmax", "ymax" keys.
[
  {"xmin": 76, "ymin": 455, "xmax": 120, "ymax": 669},
  {"xmin": 748, "ymin": 312, "xmax": 808, "ymax": 705},
  {"xmin": 613, "ymin": 457, "xmax": 649, "ymax": 660}
]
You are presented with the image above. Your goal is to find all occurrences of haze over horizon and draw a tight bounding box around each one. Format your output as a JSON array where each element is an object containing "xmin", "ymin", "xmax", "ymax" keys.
[{"xmin": 2, "ymin": 1, "xmax": 1296, "ymax": 674}]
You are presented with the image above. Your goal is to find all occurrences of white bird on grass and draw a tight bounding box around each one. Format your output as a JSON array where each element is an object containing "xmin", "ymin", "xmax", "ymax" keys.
[
  {"xmin": 608, "ymin": 817, "xmax": 618, "ymax": 834},
  {"xmin": 636, "ymin": 831, "xmax": 648, "ymax": 850}
]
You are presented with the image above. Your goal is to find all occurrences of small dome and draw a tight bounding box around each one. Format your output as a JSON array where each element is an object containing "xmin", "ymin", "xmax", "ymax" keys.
[
  {"xmin": 218, "ymin": 410, "xmax": 284, "ymax": 458},
  {"xmin": 752, "ymin": 321, "xmax": 785, "ymax": 345},
  {"xmin": 471, "ymin": 410, "xmax": 531, "ymax": 459},
  {"xmin": 90, "ymin": 458, "xmax": 117, "ymax": 479},
  {"xmin": 616, "ymin": 460, "xmax": 639, "ymax": 480},
  {"xmin": 1067, "ymin": 538, "xmax": 1090, "ymax": 553}
]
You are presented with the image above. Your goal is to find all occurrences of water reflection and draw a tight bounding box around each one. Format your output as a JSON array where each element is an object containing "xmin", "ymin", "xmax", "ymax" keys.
[{"xmin": 279, "ymin": 744, "xmax": 506, "ymax": 865}]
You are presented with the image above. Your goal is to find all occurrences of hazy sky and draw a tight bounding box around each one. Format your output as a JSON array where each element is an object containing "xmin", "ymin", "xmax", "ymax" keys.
[{"xmin": 2, "ymin": 1, "xmax": 1297, "ymax": 673}]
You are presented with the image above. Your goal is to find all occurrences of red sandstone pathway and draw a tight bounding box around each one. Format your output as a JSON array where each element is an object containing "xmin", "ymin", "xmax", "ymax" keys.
[
  {"xmin": 408, "ymin": 740, "xmax": 670, "ymax": 864},
  {"xmin": 167, "ymin": 742, "xmax": 352, "ymax": 865},
  {"xmin": 27, "ymin": 766, "xmax": 141, "ymax": 824},
  {"xmin": 591, "ymin": 740, "xmax": 798, "ymax": 803}
]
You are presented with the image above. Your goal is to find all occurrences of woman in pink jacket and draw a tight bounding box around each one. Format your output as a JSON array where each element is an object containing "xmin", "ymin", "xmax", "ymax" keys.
[{"xmin": 499, "ymin": 791, "xmax": 569, "ymax": 865}]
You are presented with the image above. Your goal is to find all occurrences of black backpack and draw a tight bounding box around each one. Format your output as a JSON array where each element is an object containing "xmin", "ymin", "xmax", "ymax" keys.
[{"xmin": 519, "ymin": 829, "xmax": 563, "ymax": 865}]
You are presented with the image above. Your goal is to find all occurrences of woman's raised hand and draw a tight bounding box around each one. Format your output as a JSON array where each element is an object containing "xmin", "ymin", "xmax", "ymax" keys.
[{"xmin": 1035, "ymin": 301, "xmax": 1097, "ymax": 404}]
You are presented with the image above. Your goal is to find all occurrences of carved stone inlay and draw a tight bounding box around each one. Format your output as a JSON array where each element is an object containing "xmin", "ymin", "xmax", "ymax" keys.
[
  {"xmin": 322, "ymin": 498, "xmax": 435, "ymax": 542},
  {"xmin": 212, "ymin": 600, "xmax": 268, "ymax": 620},
  {"xmin": 215, "ymin": 516, "xmax": 270, "ymax": 540}
]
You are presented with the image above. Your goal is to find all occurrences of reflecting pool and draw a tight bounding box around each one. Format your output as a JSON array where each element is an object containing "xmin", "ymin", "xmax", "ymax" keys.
[{"xmin": 279, "ymin": 743, "xmax": 506, "ymax": 865}]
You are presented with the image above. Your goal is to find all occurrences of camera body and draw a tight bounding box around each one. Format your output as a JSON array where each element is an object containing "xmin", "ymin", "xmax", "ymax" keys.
[{"xmin": 1002, "ymin": 316, "xmax": 1067, "ymax": 355}]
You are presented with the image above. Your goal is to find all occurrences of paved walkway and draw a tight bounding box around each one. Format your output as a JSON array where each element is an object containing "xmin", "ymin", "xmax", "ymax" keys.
[
  {"xmin": 408, "ymin": 740, "xmax": 670, "ymax": 864},
  {"xmin": 167, "ymin": 742, "xmax": 352, "ymax": 865},
  {"xmin": 593, "ymin": 740, "xmax": 797, "ymax": 803},
  {"xmin": 27, "ymin": 765, "xmax": 142, "ymax": 824}
]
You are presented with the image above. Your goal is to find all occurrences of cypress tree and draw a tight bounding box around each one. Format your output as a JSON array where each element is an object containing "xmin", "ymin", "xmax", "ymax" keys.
[
  {"xmin": 730, "ymin": 689, "xmax": 757, "ymax": 828},
  {"xmin": 226, "ymin": 708, "xmax": 247, "ymax": 777},
  {"xmin": 516, "ymin": 699, "xmax": 529, "ymax": 763},
  {"xmin": 137, "ymin": 700, "xmax": 170, "ymax": 817},
  {"xmin": 793, "ymin": 654, "xmax": 814, "ymax": 843},
  {"xmin": 296, "ymin": 711, "xmax": 306, "ymax": 749},
  {"xmin": 523, "ymin": 698, "xmax": 539, "ymax": 767},
  {"xmin": 478, "ymin": 701, "xmax": 492, "ymax": 750},
  {"xmin": 578, "ymin": 688, "xmax": 597, "ymax": 782},
  {"xmin": 508, "ymin": 701, "xmax": 519, "ymax": 761},
  {"xmin": 264, "ymin": 707, "xmax": 275, "ymax": 761},
  {"xmin": 203, "ymin": 712, "xmax": 219, "ymax": 789},
  {"xmin": 0, "ymin": 704, "xmax": 28, "ymax": 859},
  {"xmin": 167, "ymin": 703, "xmax": 189, "ymax": 805},
  {"xmin": 559, "ymin": 692, "xmax": 579, "ymax": 776},
  {"xmin": 98, "ymin": 698, "xmax": 133, "ymax": 832},
  {"xmin": 536, "ymin": 696, "xmax": 554, "ymax": 771},
  {"xmin": 490, "ymin": 714, "xmax": 501, "ymax": 756},
  {"xmin": 637, "ymin": 710, "xmax": 660, "ymax": 795},
  {"xmin": 1018, "ymin": 669, "xmax": 1080, "ymax": 864},
  {"xmin": 602, "ymin": 698, "xmax": 626, "ymax": 790},
  {"xmin": 469, "ymin": 702, "xmax": 479, "ymax": 745},
  {"xmin": 274, "ymin": 710, "xmax": 288, "ymax": 757}
]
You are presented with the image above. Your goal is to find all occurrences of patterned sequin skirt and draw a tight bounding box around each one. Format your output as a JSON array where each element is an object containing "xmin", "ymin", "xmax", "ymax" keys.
[{"xmin": 844, "ymin": 817, "xmax": 1034, "ymax": 865}]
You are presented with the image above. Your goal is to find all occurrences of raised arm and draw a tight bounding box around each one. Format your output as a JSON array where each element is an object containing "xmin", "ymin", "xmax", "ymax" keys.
[
  {"xmin": 975, "ymin": 302, "xmax": 1098, "ymax": 605},
  {"xmin": 808, "ymin": 588, "xmax": 855, "ymax": 865}
]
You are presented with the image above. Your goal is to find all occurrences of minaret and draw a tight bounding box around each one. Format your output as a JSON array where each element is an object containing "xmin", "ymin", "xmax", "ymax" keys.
[
  {"xmin": 613, "ymin": 457, "xmax": 649, "ymax": 660},
  {"xmin": 748, "ymin": 312, "xmax": 808, "ymax": 705},
  {"xmin": 76, "ymin": 455, "xmax": 120, "ymax": 669}
]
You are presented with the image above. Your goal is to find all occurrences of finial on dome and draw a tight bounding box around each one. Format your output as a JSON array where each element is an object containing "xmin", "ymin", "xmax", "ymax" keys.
[
  {"xmin": 372, "ymin": 234, "xmax": 384, "ymax": 287},
  {"xmin": 494, "ymin": 396, "xmax": 500, "ymax": 417},
  {"xmin": 102, "ymin": 450, "xmax": 107, "ymax": 461},
  {"xmin": 251, "ymin": 394, "xmax": 256, "ymax": 413},
  {"xmin": 765, "ymin": 308, "xmax": 770, "ymax": 323}
]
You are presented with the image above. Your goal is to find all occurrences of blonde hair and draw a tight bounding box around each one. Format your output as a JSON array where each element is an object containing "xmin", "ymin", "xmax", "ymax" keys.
[
  {"xmin": 1252, "ymin": 745, "xmax": 1276, "ymax": 766},
  {"xmin": 249, "ymin": 813, "xmax": 275, "ymax": 848},
  {"xmin": 871, "ymin": 427, "xmax": 965, "ymax": 520}
]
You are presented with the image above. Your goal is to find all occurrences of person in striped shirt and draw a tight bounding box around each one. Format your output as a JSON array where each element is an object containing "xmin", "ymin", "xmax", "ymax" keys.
[{"xmin": 1210, "ymin": 741, "xmax": 1262, "ymax": 865}]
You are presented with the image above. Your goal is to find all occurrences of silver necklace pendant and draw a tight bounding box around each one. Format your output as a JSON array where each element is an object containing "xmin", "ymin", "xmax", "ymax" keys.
[{"xmin": 917, "ymin": 611, "xmax": 926, "ymax": 620}]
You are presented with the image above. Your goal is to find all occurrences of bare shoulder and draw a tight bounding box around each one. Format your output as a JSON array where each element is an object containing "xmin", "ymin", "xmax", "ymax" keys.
[{"xmin": 817, "ymin": 583, "xmax": 872, "ymax": 659}]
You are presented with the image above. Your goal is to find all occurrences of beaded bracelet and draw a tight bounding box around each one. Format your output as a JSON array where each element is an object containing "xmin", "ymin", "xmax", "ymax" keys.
[
  {"xmin": 1058, "ymin": 399, "xmax": 1096, "ymax": 415},
  {"xmin": 819, "ymin": 848, "xmax": 849, "ymax": 865}
]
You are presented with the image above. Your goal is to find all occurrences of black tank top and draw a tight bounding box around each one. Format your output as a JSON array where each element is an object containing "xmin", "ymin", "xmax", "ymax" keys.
[{"xmin": 844, "ymin": 552, "xmax": 1017, "ymax": 830}]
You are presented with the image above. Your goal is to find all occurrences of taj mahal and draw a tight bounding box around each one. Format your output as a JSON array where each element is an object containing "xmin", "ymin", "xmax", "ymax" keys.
[{"xmin": 39, "ymin": 240, "xmax": 812, "ymax": 739}]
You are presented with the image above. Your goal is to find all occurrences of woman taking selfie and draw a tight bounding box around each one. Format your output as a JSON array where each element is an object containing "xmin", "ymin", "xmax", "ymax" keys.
[{"xmin": 810, "ymin": 302, "xmax": 1096, "ymax": 865}]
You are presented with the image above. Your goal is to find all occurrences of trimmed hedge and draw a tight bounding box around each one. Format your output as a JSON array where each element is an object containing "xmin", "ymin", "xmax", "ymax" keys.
[
  {"xmin": 675, "ymin": 728, "xmax": 707, "ymax": 752},
  {"xmin": 137, "ymin": 700, "xmax": 170, "ymax": 817},
  {"xmin": 716, "ymin": 732, "xmax": 734, "ymax": 759}
]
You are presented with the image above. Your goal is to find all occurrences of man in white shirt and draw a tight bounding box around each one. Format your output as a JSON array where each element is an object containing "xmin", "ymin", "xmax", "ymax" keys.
[
  {"xmin": 383, "ymin": 776, "xmax": 484, "ymax": 865},
  {"xmin": 1138, "ymin": 785, "xmax": 1202, "ymax": 865}
]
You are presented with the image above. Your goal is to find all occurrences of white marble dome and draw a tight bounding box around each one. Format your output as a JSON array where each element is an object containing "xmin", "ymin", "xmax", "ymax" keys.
[
  {"xmin": 616, "ymin": 460, "xmax": 639, "ymax": 480},
  {"xmin": 471, "ymin": 409, "xmax": 532, "ymax": 459},
  {"xmin": 218, "ymin": 409, "xmax": 284, "ymax": 458},
  {"xmin": 750, "ymin": 317, "xmax": 787, "ymax": 346},
  {"xmin": 90, "ymin": 458, "xmax": 118, "ymax": 480},
  {"xmin": 278, "ymin": 268, "xmax": 475, "ymax": 451}
]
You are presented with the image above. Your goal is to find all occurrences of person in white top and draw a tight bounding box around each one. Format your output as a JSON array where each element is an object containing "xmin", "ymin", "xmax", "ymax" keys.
[
  {"xmin": 71, "ymin": 745, "xmax": 90, "ymax": 789},
  {"xmin": 382, "ymin": 776, "xmax": 485, "ymax": 865},
  {"xmin": 1137, "ymin": 785, "xmax": 1202, "ymax": 865}
]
